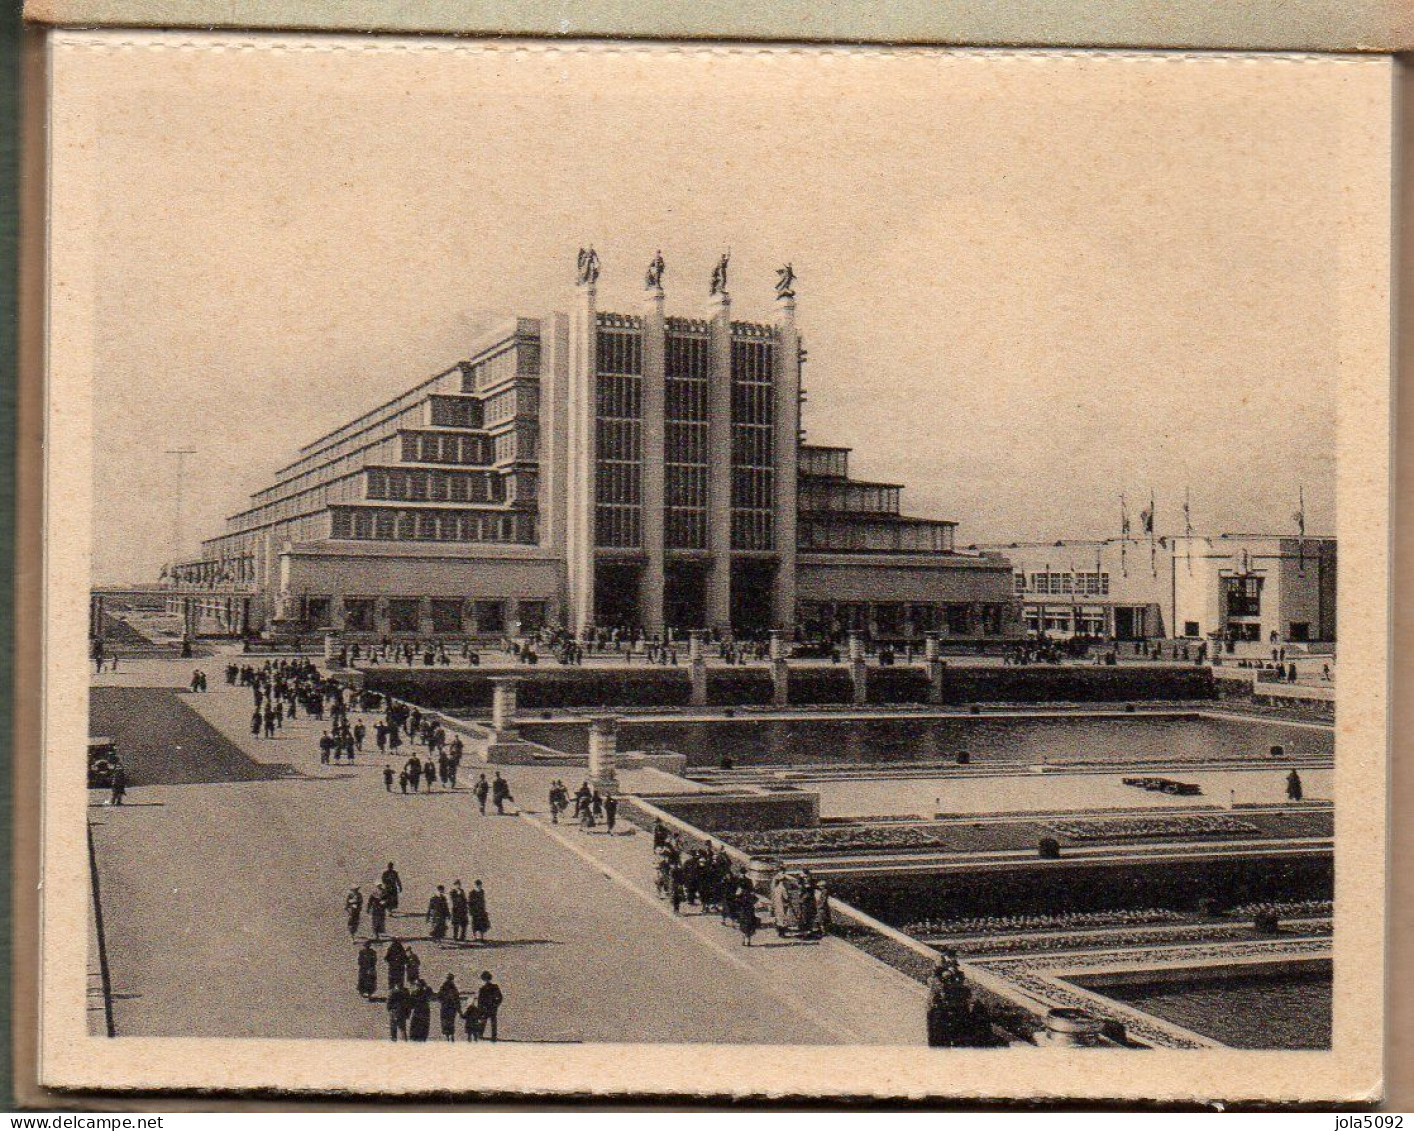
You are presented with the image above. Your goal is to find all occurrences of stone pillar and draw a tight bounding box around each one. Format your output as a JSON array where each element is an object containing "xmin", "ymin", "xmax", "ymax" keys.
[
  {"xmin": 926, "ymin": 632, "xmax": 947, "ymax": 704},
  {"xmin": 705, "ymin": 286, "xmax": 734, "ymax": 634},
  {"xmin": 490, "ymin": 677, "xmax": 520, "ymax": 738},
  {"xmin": 566, "ymin": 277, "xmax": 599, "ymax": 635},
  {"xmin": 770, "ymin": 628, "xmax": 790, "ymax": 707},
  {"xmin": 849, "ymin": 630, "xmax": 868, "ymax": 705},
  {"xmin": 587, "ymin": 715, "xmax": 619, "ymax": 793},
  {"xmin": 772, "ymin": 289, "xmax": 800, "ymax": 631},
  {"xmin": 181, "ymin": 597, "xmax": 197, "ymax": 642},
  {"xmin": 689, "ymin": 629, "xmax": 708, "ymax": 707},
  {"xmin": 639, "ymin": 280, "xmax": 667, "ymax": 633}
]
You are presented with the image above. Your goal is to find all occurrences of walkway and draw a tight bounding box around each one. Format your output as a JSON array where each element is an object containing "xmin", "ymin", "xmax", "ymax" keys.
[{"xmin": 88, "ymin": 652, "xmax": 924, "ymax": 1044}]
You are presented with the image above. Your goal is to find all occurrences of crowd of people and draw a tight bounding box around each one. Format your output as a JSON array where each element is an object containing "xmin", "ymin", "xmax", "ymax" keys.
[
  {"xmin": 344, "ymin": 863, "xmax": 505, "ymax": 1041},
  {"xmin": 548, "ymin": 779, "xmax": 618, "ymax": 831},
  {"xmin": 647, "ymin": 819, "xmax": 831, "ymax": 948}
]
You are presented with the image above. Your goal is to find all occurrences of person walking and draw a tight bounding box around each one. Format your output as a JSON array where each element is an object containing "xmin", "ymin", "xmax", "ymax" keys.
[
  {"xmin": 381, "ymin": 863, "xmax": 403, "ymax": 912},
  {"xmin": 383, "ymin": 764, "xmax": 395, "ymax": 792},
  {"xmin": 437, "ymin": 974, "xmax": 461, "ymax": 1041},
  {"xmin": 344, "ymin": 886, "xmax": 363, "ymax": 937},
  {"xmin": 357, "ymin": 940, "xmax": 378, "ymax": 999},
  {"xmin": 386, "ymin": 981, "xmax": 411, "ymax": 1041},
  {"xmin": 492, "ymin": 773, "xmax": 513, "ymax": 815},
  {"xmin": 469, "ymin": 880, "xmax": 491, "ymax": 942},
  {"xmin": 422, "ymin": 758, "xmax": 436, "ymax": 793},
  {"xmin": 738, "ymin": 888, "xmax": 759, "ymax": 946},
  {"xmin": 604, "ymin": 793, "xmax": 618, "ymax": 834},
  {"xmin": 108, "ymin": 762, "xmax": 127, "ymax": 807},
  {"xmin": 368, "ymin": 890, "xmax": 387, "ymax": 938},
  {"xmin": 450, "ymin": 881, "xmax": 469, "ymax": 942},
  {"xmin": 407, "ymin": 978, "xmax": 432, "ymax": 1042},
  {"xmin": 476, "ymin": 971, "xmax": 503, "ymax": 1042},
  {"xmin": 426, "ymin": 886, "xmax": 450, "ymax": 942},
  {"xmin": 405, "ymin": 946, "xmax": 421, "ymax": 988},
  {"xmin": 474, "ymin": 774, "xmax": 490, "ymax": 815},
  {"xmin": 384, "ymin": 937, "xmax": 408, "ymax": 990},
  {"xmin": 461, "ymin": 1000, "xmax": 486, "ymax": 1042},
  {"xmin": 1287, "ymin": 769, "xmax": 1304, "ymax": 801}
]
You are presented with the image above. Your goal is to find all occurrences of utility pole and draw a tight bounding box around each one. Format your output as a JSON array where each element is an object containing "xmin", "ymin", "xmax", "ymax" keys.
[{"xmin": 166, "ymin": 448, "xmax": 196, "ymax": 568}]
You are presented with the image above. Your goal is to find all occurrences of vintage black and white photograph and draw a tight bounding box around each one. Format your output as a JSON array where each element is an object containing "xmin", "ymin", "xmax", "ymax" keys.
[{"xmin": 39, "ymin": 33, "xmax": 1392, "ymax": 1100}]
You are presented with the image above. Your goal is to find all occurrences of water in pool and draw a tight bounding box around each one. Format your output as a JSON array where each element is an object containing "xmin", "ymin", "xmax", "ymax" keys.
[{"xmin": 516, "ymin": 714, "xmax": 1332, "ymax": 769}]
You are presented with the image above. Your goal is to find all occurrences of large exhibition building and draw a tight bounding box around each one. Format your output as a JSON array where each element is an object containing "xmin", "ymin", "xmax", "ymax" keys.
[{"xmin": 172, "ymin": 254, "xmax": 1019, "ymax": 642}]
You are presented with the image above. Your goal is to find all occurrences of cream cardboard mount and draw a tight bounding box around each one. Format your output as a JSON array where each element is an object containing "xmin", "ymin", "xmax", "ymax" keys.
[{"xmin": 33, "ymin": 31, "xmax": 1390, "ymax": 1101}]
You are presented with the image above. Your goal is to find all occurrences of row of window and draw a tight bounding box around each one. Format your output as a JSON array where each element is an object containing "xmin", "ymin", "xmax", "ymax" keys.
[
  {"xmin": 666, "ymin": 463, "xmax": 709, "ymax": 509},
  {"xmin": 798, "ymin": 601, "xmax": 1009, "ymax": 636},
  {"xmin": 484, "ymin": 384, "xmax": 539, "ymax": 428},
  {"xmin": 731, "ymin": 378, "xmax": 775, "ymax": 427},
  {"xmin": 330, "ymin": 507, "xmax": 533, "ymax": 544},
  {"xmin": 460, "ymin": 344, "xmax": 537, "ymax": 394},
  {"xmin": 1020, "ymin": 571, "xmax": 1112, "ymax": 596},
  {"xmin": 401, "ymin": 431, "xmax": 492, "ymax": 466},
  {"xmin": 666, "ymin": 335, "xmax": 709, "ymax": 380},
  {"xmin": 665, "ymin": 374, "xmax": 708, "ymax": 420},
  {"xmin": 732, "ymin": 466, "xmax": 774, "ymax": 511},
  {"xmin": 798, "ymin": 519, "xmax": 956, "ymax": 553},
  {"xmin": 730, "ymin": 339, "xmax": 776, "ymax": 385},
  {"xmin": 665, "ymin": 420, "xmax": 709, "ymax": 465},
  {"xmin": 366, "ymin": 468, "xmax": 502, "ymax": 504},
  {"xmin": 597, "ymin": 330, "xmax": 644, "ymax": 377},
  {"xmin": 596, "ymin": 418, "xmax": 642, "ymax": 465},
  {"xmin": 732, "ymin": 424, "xmax": 775, "ymax": 468},
  {"xmin": 597, "ymin": 373, "xmax": 642, "ymax": 420},
  {"xmin": 319, "ymin": 596, "xmax": 546, "ymax": 634},
  {"xmin": 596, "ymin": 461, "xmax": 642, "ymax": 506},
  {"xmin": 596, "ymin": 504, "xmax": 642, "ymax": 549},
  {"xmin": 493, "ymin": 429, "xmax": 536, "ymax": 464},
  {"xmin": 799, "ymin": 481, "xmax": 901, "ymax": 516},
  {"xmin": 731, "ymin": 510, "xmax": 775, "ymax": 552},
  {"xmin": 666, "ymin": 509, "xmax": 708, "ymax": 550},
  {"xmin": 428, "ymin": 396, "xmax": 482, "ymax": 429}
]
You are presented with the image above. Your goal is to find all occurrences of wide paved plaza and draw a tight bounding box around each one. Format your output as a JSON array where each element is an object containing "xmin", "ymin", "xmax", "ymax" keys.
[{"xmin": 88, "ymin": 654, "xmax": 925, "ymax": 1045}]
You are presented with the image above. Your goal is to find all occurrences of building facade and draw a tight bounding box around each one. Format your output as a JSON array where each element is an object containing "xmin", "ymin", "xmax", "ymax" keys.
[
  {"xmin": 975, "ymin": 534, "xmax": 1336, "ymax": 645},
  {"xmin": 174, "ymin": 256, "xmax": 1019, "ymax": 642}
]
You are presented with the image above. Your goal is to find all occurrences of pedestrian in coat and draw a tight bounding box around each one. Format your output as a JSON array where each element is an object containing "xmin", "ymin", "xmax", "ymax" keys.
[
  {"xmin": 437, "ymin": 974, "xmax": 461, "ymax": 1041},
  {"xmin": 426, "ymin": 886, "xmax": 450, "ymax": 941},
  {"xmin": 108, "ymin": 763, "xmax": 127, "ymax": 807},
  {"xmin": 386, "ymin": 982, "xmax": 411, "ymax": 1040},
  {"xmin": 344, "ymin": 886, "xmax": 363, "ymax": 937},
  {"xmin": 383, "ymin": 764, "xmax": 394, "ymax": 792},
  {"xmin": 492, "ymin": 773, "xmax": 513, "ymax": 815},
  {"xmin": 405, "ymin": 947, "xmax": 421, "ymax": 986},
  {"xmin": 368, "ymin": 891, "xmax": 387, "ymax": 938},
  {"xmin": 462, "ymin": 1001, "xmax": 486, "ymax": 1041},
  {"xmin": 604, "ymin": 794, "xmax": 618, "ymax": 833},
  {"xmin": 450, "ymin": 881, "xmax": 469, "ymax": 942},
  {"xmin": 476, "ymin": 972, "xmax": 503, "ymax": 1042},
  {"xmin": 384, "ymin": 937, "xmax": 408, "ymax": 989},
  {"xmin": 423, "ymin": 759, "xmax": 436, "ymax": 792},
  {"xmin": 468, "ymin": 880, "xmax": 491, "ymax": 941},
  {"xmin": 407, "ymin": 979, "xmax": 432, "ymax": 1042},
  {"xmin": 357, "ymin": 940, "xmax": 378, "ymax": 998},
  {"xmin": 738, "ymin": 889, "xmax": 759, "ymax": 946},
  {"xmin": 381, "ymin": 863, "xmax": 402, "ymax": 912},
  {"xmin": 474, "ymin": 775, "xmax": 489, "ymax": 814}
]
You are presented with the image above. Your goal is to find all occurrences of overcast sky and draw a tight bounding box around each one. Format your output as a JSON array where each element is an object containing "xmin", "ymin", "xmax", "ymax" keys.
[{"xmin": 61, "ymin": 41, "xmax": 1370, "ymax": 584}]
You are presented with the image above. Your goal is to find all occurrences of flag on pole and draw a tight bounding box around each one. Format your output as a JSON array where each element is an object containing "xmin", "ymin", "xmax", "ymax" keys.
[
  {"xmin": 1142, "ymin": 492, "xmax": 1157, "ymax": 576},
  {"xmin": 1294, "ymin": 486, "xmax": 1306, "ymax": 572},
  {"xmin": 1119, "ymin": 494, "xmax": 1129, "ymax": 577},
  {"xmin": 1183, "ymin": 487, "xmax": 1193, "ymax": 573}
]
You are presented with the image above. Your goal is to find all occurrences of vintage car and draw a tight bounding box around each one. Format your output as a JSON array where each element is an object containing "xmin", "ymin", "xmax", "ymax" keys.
[{"xmin": 87, "ymin": 736, "xmax": 119, "ymax": 789}]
